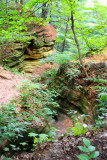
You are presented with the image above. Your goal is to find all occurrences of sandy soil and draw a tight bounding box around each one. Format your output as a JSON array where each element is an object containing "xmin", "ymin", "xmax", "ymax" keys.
[
  {"xmin": 0, "ymin": 63, "xmax": 59, "ymax": 106},
  {"xmin": 0, "ymin": 67, "xmax": 26, "ymax": 106}
]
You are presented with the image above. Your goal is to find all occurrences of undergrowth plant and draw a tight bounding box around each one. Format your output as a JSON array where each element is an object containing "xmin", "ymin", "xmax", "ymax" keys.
[
  {"xmin": 0, "ymin": 80, "xmax": 59, "ymax": 156},
  {"xmin": 69, "ymin": 122, "xmax": 89, "ymax": 136},
  {"xmin": 77, "ymin": 138, "xmax": 99, "ymax": 160},
  {"xmin": 91, "ymin": 78, "xmax": 107, "ymax": 128},
  {"xmin": 17, "ymin": 80, "xmax": 59, "ymax": 109},
  {"xmin": 28, "ymin": 131, "xmax": 56, "ymax": 148},
  {"xmin": 0, "ymin": 104, "xmax": 29, "ymax": 153}
]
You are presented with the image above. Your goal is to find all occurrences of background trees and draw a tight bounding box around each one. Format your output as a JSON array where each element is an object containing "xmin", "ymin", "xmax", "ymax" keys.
[{"xmin": 0, "ymin": 0, "xmax": 107, "ymax": 58}]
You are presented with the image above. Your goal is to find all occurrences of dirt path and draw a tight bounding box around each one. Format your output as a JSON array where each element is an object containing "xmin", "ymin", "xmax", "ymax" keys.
[
  {"xmin": 0, "ymin": 67, "xmax": 26, "ymax": 106},
  {"xmin": 0, "ymin": 63, "xmax": 59, "ymax": 106}
]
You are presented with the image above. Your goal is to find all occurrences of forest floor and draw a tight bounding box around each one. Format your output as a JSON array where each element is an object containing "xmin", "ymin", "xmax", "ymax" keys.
[
  {"xmin": 14, "ymin": 128, "xmax": 107, "ymax": 160},
  {"xmin": 0, "ymin": 49, "xmax": 107, "ymax": 159}
]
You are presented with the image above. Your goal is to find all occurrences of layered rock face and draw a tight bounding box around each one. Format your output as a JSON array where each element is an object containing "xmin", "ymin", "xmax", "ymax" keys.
[
  {"xmin": 0, "ymin": 23, "xmax": 56, "ymax": 73},
  {"xmin": 23, "ymin": 23, "xmax": 56, "ymax": 72},
  {"xmin": 0, "ymin": 42, "xmax": 24, "ymax": 69}
]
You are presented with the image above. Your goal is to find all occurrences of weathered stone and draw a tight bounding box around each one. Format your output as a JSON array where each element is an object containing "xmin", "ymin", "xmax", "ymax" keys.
[
  {"xmin": 23, "ymin": 60, "xmax": 41, "ymax": 73},
  {"xmin": 30, "ymin": 23, "xmax": 56, "ymax": 43},
  {"xmin": 0, "ymin": 42, "xmax": 24, "ymax": 69},
  {"xmin": 24, "ymin": 48, "xmax": 55, "ymax": 59},
  {"xmin": 0, "ymin": 22, "xmax": 56, "ymax": 72},
  {"xmin": 23, "ymin": 48, "xmax": 56, "ymax": 72}
]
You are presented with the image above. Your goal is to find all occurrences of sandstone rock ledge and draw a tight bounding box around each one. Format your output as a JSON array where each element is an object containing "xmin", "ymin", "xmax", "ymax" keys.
[{"xmin": 0, "ymin": 23, "xmax": 56, "ymax": 73}]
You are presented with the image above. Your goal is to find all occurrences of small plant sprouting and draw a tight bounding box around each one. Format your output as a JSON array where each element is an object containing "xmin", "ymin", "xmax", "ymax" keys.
[{"xmin": 77, "ymin": 138, "xmax": 99, "ymax": 160}]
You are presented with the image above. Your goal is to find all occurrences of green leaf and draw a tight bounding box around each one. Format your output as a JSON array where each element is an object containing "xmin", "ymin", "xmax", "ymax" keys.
[
  {"xmin": 83, "ymin": 138, "xmax": 91, "ymax": 147},
  {"xmin": 88, "ymin": 145, "xmax": 95, "ymax": 152},
  {"xmin": 78, "ymin": 146, "xmax": 89, "ymax": 152},
  {"xmin": 20, "ymin": 142, "xmax": 27, "ymax": 146},
  {"xmin": 90, "ymin": 151, "xmax": 100, "ymax": 158},
  {"xmin": 77, "ymin": 154, "xmax": 90, "ymax": 160},
  {"xmin": 34, "ymin": 138, "xmax": 39, "ymax": 143},
  {"xmin": 28, "ymin": 133, "xmax": 38, "ymax": 137},
  {"xmin": 4, "ymin": 147, "xmax": 9, "ymax": 151},
  {"xmin": 39, "ymin": 134, "xmax": 48, "ymax": 140}
]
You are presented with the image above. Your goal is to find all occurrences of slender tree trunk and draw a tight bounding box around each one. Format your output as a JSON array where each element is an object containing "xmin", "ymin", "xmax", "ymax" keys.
[
  {"xmin": 41, "ymin": 2, "xmax": 49, "ymax": 20},
  {"xmin": 49, "ymin": 0, "xmax": 52, "ymax": 23},
  {"xmin": 71, "ymin": 11, "xmax": 89, "ymax": 78},
  {"xmin": 6, "ymin": 0, "xmax": 8, "ymax": 14},
  {"xmin": 15, "ymin": 0, "xmax": 18, "ymax": 3},
  {"xmin": 61, "ymin": 18, "xmax": 69, "ymax": 52},
  {"xmin": 20, "ymin": 0, "xmax": 23, "ymax": 5}
]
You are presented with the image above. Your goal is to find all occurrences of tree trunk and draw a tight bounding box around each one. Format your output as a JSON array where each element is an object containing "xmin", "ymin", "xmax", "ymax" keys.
[
  {"xmin": 15, "ymin": 0, "xmax": 18, "ymax": 3},
  {"xmin": 6, "ymin": 0, "xmax": 8, "ymax": 14},
  {"xmin": 61, "ymin": 18, "xmax": 69, "ymax": 52},
  {"xmin": 49, "ymin": 0, "xmax": 52, "ymax": 23},
  {"xmin": 41, "ymin": 2, "xmax": 49, "ymax": 20},
  {"xmin": 20, "ymin": 0, "xmax": 23, "ymax": 5},
  {"xmin": 71, "ymin": 11, "xmax": 89, "ymax": 78}
]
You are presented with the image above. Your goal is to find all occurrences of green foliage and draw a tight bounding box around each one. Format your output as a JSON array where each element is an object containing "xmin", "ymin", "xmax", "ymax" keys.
[
  {"xmin": 39, "ymin": 68, "xmax": 58, "ymax": 85},
  {"xmin": 90, "ymin": 78, "xmax": 107, "ymax": 128},
  {"xmin": 77, "ymin": 138, "xmax": 99, "ymax": 160},
  {"xmin": 17, "ymin": 80, "xmax": 59, "ymax": 109},
  {"xmin": 0, "ymin": 104, "xmax": 30, "ymax": 153},
  {"xmin": 0, "ymin": 155, "xmax": 12, "ymax": 160},
  {"xmin": 29, "ymin": 131, "xmax": 55, "ymax": 146},
  {"xmin": 40, "ymin": 51, "xmax": 74, "ymax": 65},
  {"xmin": 65, "ymin": 68, "xmax": 81, "ymax": 81},
  {"xmin": 0, "ymin": 105, "xmax": 28, "ymax": 141},
  {"xmin": 0, "ymin": 80, "xmax": 59, "ymax": 155},
  {"xmin": 70, "ymin": 122, "xmax": 88, "ymax": 136},
  {"xmin": 0, "ymin": 0, "xmax": 45, "ymax": 43},
  {"xmin": 96, "ymin": 86, "xmax": 107, "ymax": 128}
]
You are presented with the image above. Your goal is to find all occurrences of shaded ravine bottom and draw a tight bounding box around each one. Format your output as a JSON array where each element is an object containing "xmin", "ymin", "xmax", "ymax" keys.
[{"xmin": 54, "ymin": 114, "xmax": 74, "ymax": 135}]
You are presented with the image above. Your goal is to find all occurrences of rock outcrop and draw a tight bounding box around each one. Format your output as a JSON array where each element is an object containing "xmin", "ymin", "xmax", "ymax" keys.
[
  {"xmin": 0, "ymin": 42, "xmax": 24, "ymax": 70},
  {"xmin": 47, "ymin": 62, "xmax": 107, "ymax": 124},
  {"xmin": 0, "ymin": 23, "xmax": 56, "ymax": 73}
]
